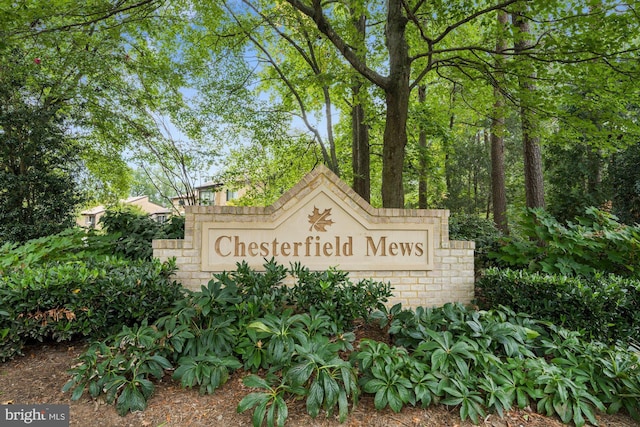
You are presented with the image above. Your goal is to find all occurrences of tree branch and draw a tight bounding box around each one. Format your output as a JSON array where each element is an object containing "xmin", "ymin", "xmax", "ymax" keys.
[{"xmin": 284, "ymin": 0, "xmax": 389, "ymax": 88}]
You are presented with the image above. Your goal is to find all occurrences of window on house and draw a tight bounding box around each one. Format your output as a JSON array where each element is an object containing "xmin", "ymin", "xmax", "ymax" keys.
[
  {"xmin": 156, "ymin": 215, "xmax": 167, "ymax": 224},
  {"xmin": 226, "ymin": 190, "xmax": 238, "ymax": 201},
  {"xmin": 199, "ymin": 190, "xmax": 213, "ymax": 205}
]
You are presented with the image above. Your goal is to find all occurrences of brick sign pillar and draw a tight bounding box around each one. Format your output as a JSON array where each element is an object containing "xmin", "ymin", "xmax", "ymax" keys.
[{"xmin": 153, "ymin": 165, "xmax": 475, "ymax": 308}]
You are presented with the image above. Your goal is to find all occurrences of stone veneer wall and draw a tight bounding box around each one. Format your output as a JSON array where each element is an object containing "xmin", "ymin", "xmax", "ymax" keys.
[{"xmin": 153, "ymin": 167, "xmax": 475, "ymax": 309}]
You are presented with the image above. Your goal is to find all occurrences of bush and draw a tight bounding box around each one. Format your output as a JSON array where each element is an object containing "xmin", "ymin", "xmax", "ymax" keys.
[
  {"xmin": 65, "ymin": 260, "xmax": 391, "ymax": 420},
  {"xmin": 490, "ymin": 207, "xmax": 640, "ymax": 278},
  {"xmin": 449, "ymin": 214, "xmax": 502, "ymax": 269},
  {"xmin": 373, "ymin": 303, "xmax": 640, "ymax": 425},
  {"xmin": 0, "ymin": 88, "xmax": 84, "ymax": 245},
  {"xmin": 476, "ymin": 268, "xmax": 640, "ymax": 343},
  {"xmin": 290, "ymin": 262, "xmax": 393, "ymax": 330},
  {"xmin": 0, "ymin": 227, "xmax": 116, "ymax": 272},
  {"xmin": 64, "ymin": 264, "xmax": 640, "ymax": 427},
  {"xmin": 100, "ymin": 206, "xmax": 185, "ymax": 261},
  {"xmin": 0, "ymin": 257, "xmax": 182, "ymax": 361}
]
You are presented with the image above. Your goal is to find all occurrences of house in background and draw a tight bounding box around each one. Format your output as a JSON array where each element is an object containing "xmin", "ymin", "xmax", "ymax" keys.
[
  {"xmin": 170, "ymin": 181, "xmax": 246, "ymax": 214},
  {"xmin": 77, "ymin": 195, "xmax": 173, "ymax": 229}
]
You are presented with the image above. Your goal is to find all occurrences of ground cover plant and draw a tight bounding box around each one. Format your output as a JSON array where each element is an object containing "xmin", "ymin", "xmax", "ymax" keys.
[{"xmin": 61, "ymin": 261, "xmax": 640, "ymax": 427}]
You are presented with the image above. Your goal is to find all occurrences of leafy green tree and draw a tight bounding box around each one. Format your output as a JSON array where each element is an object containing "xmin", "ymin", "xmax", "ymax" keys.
[
  {"xmin": 0, "ymin": 73, "xmax": 83, "ymax": 243},
  {"xmin": 609, "ymin": 143, "xmax": 640, "ymax": 225},
  {"xmin": 545, "ymin": 145, "xmax": 608, "ymax": 224},
  {"xmin": 1, "ymin": 0, "xmax": 202, "ymax": 202}
]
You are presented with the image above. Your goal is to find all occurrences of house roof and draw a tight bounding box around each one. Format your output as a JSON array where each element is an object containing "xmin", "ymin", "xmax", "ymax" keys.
[
  {"xmin": 196, "ymin": 181, "xmax": 223, "ymax": 190},
  {"xmin": 81, "ymin": 205, "xmax": 106, "ymax": 215},
  {"xmin": 80, "ymin": 196, "xmax": 171, "ymax": 216}
]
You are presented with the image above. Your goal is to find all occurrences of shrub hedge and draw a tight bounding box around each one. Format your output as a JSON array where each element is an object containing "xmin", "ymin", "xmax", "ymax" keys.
[
  {"xmin": 0, "ymin": 257, "xmax": 183, "ymax": 361},
  {"xmin": 476, "ymin": 267, "xmax": 640, "ymax": 343}
]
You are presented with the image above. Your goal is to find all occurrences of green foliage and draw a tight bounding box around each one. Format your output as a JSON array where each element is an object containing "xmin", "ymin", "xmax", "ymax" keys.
[
  {"xmin": 0, "ymin": 72, "xmax": 84, "ymax": 244},
  {"xmin": 65, "ymin": 259, "xmax": 391, "ymax": 420},
  {"xmin": 609, "ymin": 143, "xmax": 640, "ymax": 225},
  {"xmin": 158, "ymin": 215, "xmax": 186, "ymax": 239},
  {"xmin": 63, "ymin": 321, "xmax": 172, "ymax": 416},
  {"xmin": 491, "ymin": 207, "xmax": 640, "ymax": 278},
  {"xmin": 449, "ymin": 213, "xmax": 503, "ymax": 268},
  {"xmin": 99, "ymin": 206, "xmax": 185, "ymax": 260},
  {"xmin": 287, "ymin": 334, "xmax": 358, "ymax": 422},
  {"xmin": 0, "ymin": 257, "xmax": 181, "ymax": 361},
  {"xmin": 476, "ymin": 268, "xmax": 640, "ymax": 343},
  {"xmin": 237, "ymin": 373, "xmax": 305, "ymax": 427},
  {"xmin": 248, "ymin": 310, "xmax": 306, "ymax": 369},
  {"xmin": 0, "ymin": 228, "xmax": 115, "ymax": 272},
  {"xmin": 173, "ymin": 355, "xmax": 242, "ymax": 395},
  {"xmin": 61, "ymin": 260, "xmax": 640, "ymax": 426},
  {"xmin": 290, "ymin": 263, "xmax": 393, "ymax": 330},
  {"xmin": 544, "ymin": 144, "xmax": 609, "ymax": 224},
  {"xmin": 374, "ymin": 303, "xmax": 640, "ymax": 426},
  {"xmin": 355, "ymin": 341, "xmax": 417, "ymax": 413}
]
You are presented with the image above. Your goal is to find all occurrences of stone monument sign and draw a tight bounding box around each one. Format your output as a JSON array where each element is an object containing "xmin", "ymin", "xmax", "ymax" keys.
[{"xmin": 153, "ymin": 165, "xmax": 475, "ymax": 308}]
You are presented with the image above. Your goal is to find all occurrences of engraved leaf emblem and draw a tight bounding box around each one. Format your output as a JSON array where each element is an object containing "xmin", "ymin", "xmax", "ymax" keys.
[{"xmin": 308, "ymin": 206, "xmax": 334, "ymax": 232}]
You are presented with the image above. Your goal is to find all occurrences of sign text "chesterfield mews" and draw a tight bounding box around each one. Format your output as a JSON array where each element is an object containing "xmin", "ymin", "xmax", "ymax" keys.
[
  {"xmin": 213, "ymin": 234, "xmax": 426, "ymax": 258},
  {"xmin": 201, "ymin": 194, "xmax": 434, "ymax": 272}
]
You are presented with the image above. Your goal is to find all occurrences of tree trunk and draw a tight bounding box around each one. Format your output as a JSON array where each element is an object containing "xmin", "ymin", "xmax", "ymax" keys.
[
  {"xmin": 351, "ymin": 89, "xmax": 370, "ymax": 202},
  {"xmin": 321, "ymin": 85, "xmax": 340, "ymax": 175},
  {"xmin": 445, "ymin": 84, "xmax": 457, "ymax": 196},
  {"xmin": 285, "ymin": 0, "xmax": 410, "ymax": 208},
  {"xmin": 513, "ymin": 9, "xmax": 545, "ymax": 209},
  {"xmin": 382, "ymin": 0, "xmax": 410, "ymax": 208},
  {"xmin": 418, "ymin": 85, "xmax": 428, "ymax": 209},
  {"xmin": 350, "ymin": 9, "xmax": 370, "ymax": 202},
  {"xmin": 491, "ymin": 10, "xmax": 509, "ymax": 233}
]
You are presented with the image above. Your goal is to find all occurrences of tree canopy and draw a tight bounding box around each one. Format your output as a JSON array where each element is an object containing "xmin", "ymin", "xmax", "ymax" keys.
[{"xmin": 2, "ymin": 0, "xmax": 640, "ymax": 231}]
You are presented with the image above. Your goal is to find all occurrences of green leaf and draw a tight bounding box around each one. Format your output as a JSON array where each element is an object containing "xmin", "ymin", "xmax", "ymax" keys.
[
  {"xmin": 322, "ymin": 373, "xmax": 340, "ymax": 407},
  {"xmin": 338, "ymin": 388, "xmax": 349, "ymax": 422},
  {"xmin": 136, "ymin": 378, "xmax": 155, "ymax": 399},
  {"xmin": 248, "ymin": 321, "xmax": 272, "ymax": 334},
  {"xmin": 275, "ymin": 395, "xmax": 288, "ymax": 427},
  {"xmin": 387, "ymin": 388, "xmax": 403, "ymax": 413},
  {"xmin": 150, "ymin": 354, "xmax": 173, "ymax": 370},
  {"xmin": 252, "ymin": 399, "xmax": 268, "ymax": 427},
  {"xmin": 373, "ymin": 389, "xmax": 388, "ymax": 410},
  {"xmin": 554, "ymin": 399, "xmax": 572, "ymax": 424},
  {"xmin": 71, "ymin": 384, "xmax": 85, "ymax": 401},
  {"xmin": 573, "ymin": 402, "xmax": 586, "ymax": 427},
  {"xmin": 287, "ymin": 362, "xmax": 313, "ymax": 386},
  {"xmin": 116, "ymin": 384, "xmax": 147, "ymax": 416},
  {"xmin": 363, "ymin": 378, "xmax": 386, "ymax": 394},
  {"xmin": 237, "ymin": 392, "xmax": 269, "ymax": 413},
  {"xmin": 431, "ymin": 349, "xmax": 447, "ymax": 370},
  {"xmin": 243, "ymin": 374, "xmax": 270, "ymax": 389},
  {"xmin": 441, "ymin": 396, "xmax": 464, "ymax": 406},
  {"xmin": 307, "ymin": 380, "xmax": 323, "ymax": 418},
  {"xmin": 266, "ymin": 398, "xmax": 276, "ymax": 427}
]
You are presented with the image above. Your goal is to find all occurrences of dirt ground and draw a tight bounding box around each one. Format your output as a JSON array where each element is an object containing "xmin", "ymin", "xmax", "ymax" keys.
[{"xmin": 1, "ymin": 340, "xmax": 638, "ymax": 427}]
